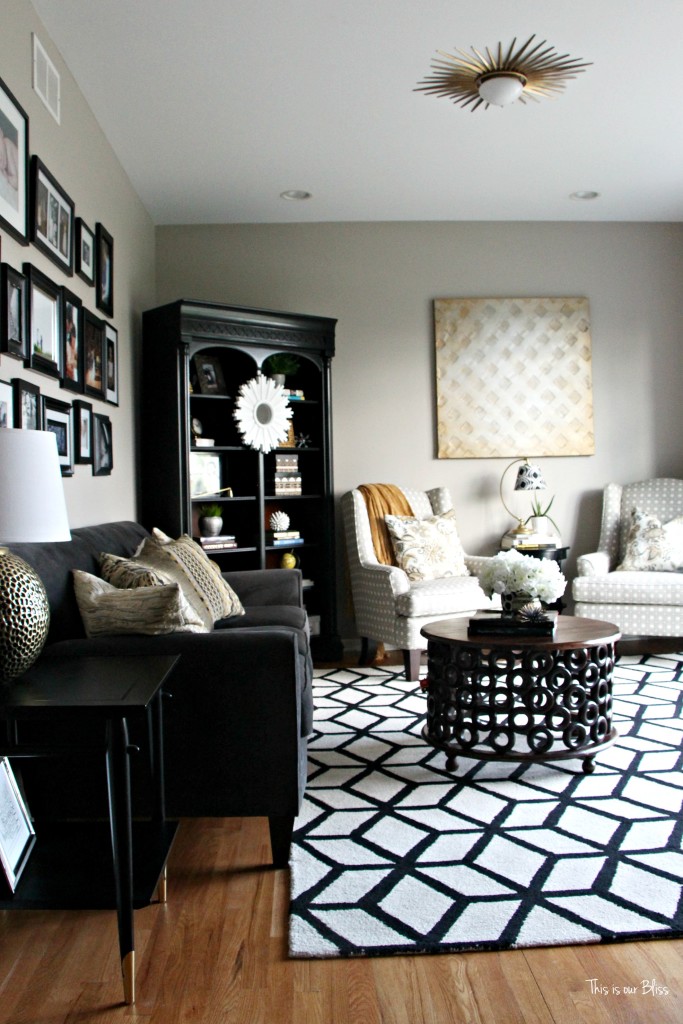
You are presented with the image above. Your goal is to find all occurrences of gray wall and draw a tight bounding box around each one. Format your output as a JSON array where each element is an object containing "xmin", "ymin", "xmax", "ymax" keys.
[
  {"xmin": 1, "ymin": 0, "xmax": 156, "ymax": 528},
  {"xmin": 156, "ymin": 221, "xmax": 683, "ymax": 635}
]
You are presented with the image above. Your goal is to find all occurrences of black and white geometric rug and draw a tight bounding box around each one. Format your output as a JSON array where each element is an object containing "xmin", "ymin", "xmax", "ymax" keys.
[{"xmin": 289, "ymin": 655, "xmax": 683, "ymax": 958}]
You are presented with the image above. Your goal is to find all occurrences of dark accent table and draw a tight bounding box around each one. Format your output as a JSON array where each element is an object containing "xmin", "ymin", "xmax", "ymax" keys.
[
  {"xmin": 420, "ymin": 616, "xmax": 620, "ymax": 775},
  {"xmin": 0, "ymin": 654, "xmax": 179, "ymax": 1005}
]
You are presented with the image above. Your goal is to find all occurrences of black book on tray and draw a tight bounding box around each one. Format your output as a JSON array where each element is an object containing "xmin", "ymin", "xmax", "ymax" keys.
[{"xmin": 467, "ymin": 611, "xmax": 558, "ymax": 638}]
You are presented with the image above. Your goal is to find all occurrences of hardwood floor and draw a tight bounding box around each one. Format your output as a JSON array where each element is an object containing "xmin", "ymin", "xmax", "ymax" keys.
[{"xmin": 0, "ymin": 814, "xmax": 681, "ymax": 1024}]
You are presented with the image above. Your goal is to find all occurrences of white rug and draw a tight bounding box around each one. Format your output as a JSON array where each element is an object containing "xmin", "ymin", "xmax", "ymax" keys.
[{"xmin": 289, "ymin": 655, "xmax": 683, "ymax": 957}]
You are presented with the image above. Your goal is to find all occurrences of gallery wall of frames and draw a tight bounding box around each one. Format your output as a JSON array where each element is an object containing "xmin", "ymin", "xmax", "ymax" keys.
[{"xmin": 0, "ymin": 72, "xmax": 115, "ymax": 477}]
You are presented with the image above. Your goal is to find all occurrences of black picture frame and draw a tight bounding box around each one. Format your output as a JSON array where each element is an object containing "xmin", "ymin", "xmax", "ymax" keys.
[
  {"xmin": 75, "ymin": 217, "xmax": 95, "ymax": 285},
  {"xmin": 95, "ymin": 222, "xmax": 113, "ymax": 317},
  {"xmin": 73, "ymin": 398, "xmax": 92, "ymax": 463},
  {"xmin": 23, "ymin": 262, "xmax": 62, "ymax": 378},
  {"xmin": 0, "ymin": 758, "xmax": 36, "ymax": 894},
  {"xmin": 0, "ymin": 75, "xmax": 29, "ymax": 245},
  {"xmin": 30, "ymin": 156, "xmax": 74, "ymax": 275},
  {"xmin": 12, "ymin": 376, "xmax": 41, "ymax": 429},
  {"xmin": 83, "ymin": 307, "xmax": 105, "ymax": 399},
  {"xmin": 92, "ymin": 411, "xmax": 113, "ymax": 475},
  {"xmin": 0, "ymin": 262, "xmax": 27, "ymax": 359},
  {"xmin": 0, "ymin": 378, "xmax": 13, "ymax": 428},
  {"xmin": 104, "ymin": 321, "xmax": 118, "ymax": 405},
  {"xmin": 193, "ymin": 353, "xmax": 227, "ymax": 395},
  {"xmin": 43, "ymin": 395, "xmax": 73, "ymax": 476},
  {"xmin": 61, "ymin": 287, "xmax": 83, "ymax": 393}
]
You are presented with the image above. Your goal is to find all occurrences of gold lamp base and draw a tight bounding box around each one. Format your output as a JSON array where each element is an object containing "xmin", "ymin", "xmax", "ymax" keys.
[{"xmin": 0, "ymin": 548, "xmax": 50, "ymax": 685}]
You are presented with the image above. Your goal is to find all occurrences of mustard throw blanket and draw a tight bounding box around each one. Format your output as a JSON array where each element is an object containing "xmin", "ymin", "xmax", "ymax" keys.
[{"xmin": 358, "ymin": 483, "xmax": 413, "ymax": 565}]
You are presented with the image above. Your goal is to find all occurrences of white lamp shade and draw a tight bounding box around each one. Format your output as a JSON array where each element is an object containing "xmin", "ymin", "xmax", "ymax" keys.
[
  {"xmin": 0, "ymin": 429, "xmax": 70, "ymax": 542},
  {"xmin": 478, "ymin": 73, "xmax": 525, "ymax": 107}
]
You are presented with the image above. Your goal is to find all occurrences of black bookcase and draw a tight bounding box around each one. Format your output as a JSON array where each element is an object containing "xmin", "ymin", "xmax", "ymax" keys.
[{"xmin": 140, "ymin": 299, "xmax": 341, "ymax": 660}]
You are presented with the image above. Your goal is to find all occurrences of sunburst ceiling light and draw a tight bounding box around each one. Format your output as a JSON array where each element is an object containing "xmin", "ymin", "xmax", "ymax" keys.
[{"xmin": 416, "ymin": 34, "xmax": 591, "ymax": 111}]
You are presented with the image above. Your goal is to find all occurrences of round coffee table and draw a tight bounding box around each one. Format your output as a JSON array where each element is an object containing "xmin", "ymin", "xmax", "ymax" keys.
[{"xmin": 420, "ymin": 615, "xmax": 621, "ymax": 774}]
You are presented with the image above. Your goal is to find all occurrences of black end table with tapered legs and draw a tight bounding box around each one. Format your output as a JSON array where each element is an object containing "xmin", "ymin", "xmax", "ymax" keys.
[
  {"xmin": 421, "ymin": 616, "xmax": 620, "ymax": 775},
  {"xmin": 0, "ymin": 654, "xmax": 179, "ymax": 1006}
]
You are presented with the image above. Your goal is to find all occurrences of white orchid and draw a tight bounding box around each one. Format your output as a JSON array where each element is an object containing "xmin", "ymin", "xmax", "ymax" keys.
[{"xmin": 479, "ymin": 549, "xmax": 566, "ymax": 603}]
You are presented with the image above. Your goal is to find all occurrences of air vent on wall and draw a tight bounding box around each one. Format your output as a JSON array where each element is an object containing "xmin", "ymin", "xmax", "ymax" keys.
[{"xmin": 32, "ymin": 34, "xmax": 60, "ymax": 124}]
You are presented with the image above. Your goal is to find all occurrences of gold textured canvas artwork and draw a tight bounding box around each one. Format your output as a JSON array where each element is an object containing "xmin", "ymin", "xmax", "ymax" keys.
[{"xmin": 435, "ymin": 297, "xmax": 595, "ymax": 459}]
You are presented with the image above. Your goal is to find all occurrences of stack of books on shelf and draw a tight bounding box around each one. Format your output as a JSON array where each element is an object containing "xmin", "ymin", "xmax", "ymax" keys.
[
  {"xmin": 198, "ymin": 534, "xmax": 238, "ymax": 552},
  {"xmin": 266, "ymin": 529, "xmax": 304, "ymax": 547},
  {"xmin": 274, "ymin": 453, "xmax": 302, "ymax": 495},
  {"xmin": 284, "ymin": 388, "xmax": 305, "ymax": 401}
]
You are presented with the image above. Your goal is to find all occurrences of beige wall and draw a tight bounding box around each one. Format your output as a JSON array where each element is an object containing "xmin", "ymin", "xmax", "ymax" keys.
[
  {"xmin": 1, "ymin": 0, "xmax": 156, "ymax": 528},
  {"xmin": 155, "ymin": 220, "xmax": 683, "ymax": 632}
]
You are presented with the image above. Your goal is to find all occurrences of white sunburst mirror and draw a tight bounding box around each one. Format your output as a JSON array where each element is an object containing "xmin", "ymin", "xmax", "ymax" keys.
[{"xmin": 233, "ymin": 374, "xmax": 292, "ymax": 453}]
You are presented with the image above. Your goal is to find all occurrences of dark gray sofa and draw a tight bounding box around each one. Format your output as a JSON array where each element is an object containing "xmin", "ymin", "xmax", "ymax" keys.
[{"xmin": 9, "ymin": 521, "xmax": 313, "ymax": 867}]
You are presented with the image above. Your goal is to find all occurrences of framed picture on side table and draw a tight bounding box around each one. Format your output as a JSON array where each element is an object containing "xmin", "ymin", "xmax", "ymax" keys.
[{"xmin": 0, "ymin": 757, "xmax": 36, "ymax": 894}]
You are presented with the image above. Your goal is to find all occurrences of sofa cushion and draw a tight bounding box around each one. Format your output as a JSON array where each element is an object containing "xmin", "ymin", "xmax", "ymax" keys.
[
  {"xmin": 617, "ymin": 507, "xmax": 683, "ymax": 572},
  {"xmin": 395, "ymin": 575, "xmax": 485, "ymax": 617},
  {"xmin": 73, "ymin": 570, "xmax": 208, "ymax": 636},
  {"xmin": 216, "ymin": 605, "xmax": 310, "ymax": 655},
  {"xmin": 572, "ymin": 570, "xmax": 683, "ymax": 607},
  {"xmin": 384, "ymin": 510, "xmax": 469, "ymax": 581}
]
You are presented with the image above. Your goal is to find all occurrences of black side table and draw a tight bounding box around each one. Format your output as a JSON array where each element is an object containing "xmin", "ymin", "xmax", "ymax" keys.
[{"xmin": 0, "ymin": 654, "xmax": 179, "ymax": 1005}]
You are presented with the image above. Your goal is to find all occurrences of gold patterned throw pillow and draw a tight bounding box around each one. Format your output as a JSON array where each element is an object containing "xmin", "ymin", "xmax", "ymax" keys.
[
  {"xmin": 617, "ymin": 507, "xmax": 683, "ymax": 572},
  {"xmin": 73, "ymin": 571, "xmax": 208, "ymax": 636},
  {"xmin": 99, "ymin": 552, "xmax": 171, "ymax": 589},
  {"xmin": 384, "ymin": 510, "xmax": 470, "ymax": 581}
]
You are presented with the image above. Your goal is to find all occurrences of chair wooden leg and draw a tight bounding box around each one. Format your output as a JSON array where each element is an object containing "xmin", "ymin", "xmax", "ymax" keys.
[{"xmin": 403, "ymin": 649, "xmax": 422, "ymax": 681}]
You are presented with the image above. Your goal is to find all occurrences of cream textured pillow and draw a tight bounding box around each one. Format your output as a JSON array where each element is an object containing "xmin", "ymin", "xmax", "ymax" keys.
[
  {"xmin": 384, "ymin": 510, "xmax": 470, "ymax": 581},
  {"xmin": 99, "ymin": 552, "xmax": 172, "ymax": 589},
  {"xmin": 617, "ymin": 507, "xmax": 683, "ymax": 572},
  {"xmin": 73, "ymin": 570, "xmax": 208, "ymax": 637}
]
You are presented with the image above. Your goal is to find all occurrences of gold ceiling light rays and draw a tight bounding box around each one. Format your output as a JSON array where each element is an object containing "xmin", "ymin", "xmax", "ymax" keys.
[{"xmin": 415, "ymin": 34, "xmax": 591, "ymax": 111}]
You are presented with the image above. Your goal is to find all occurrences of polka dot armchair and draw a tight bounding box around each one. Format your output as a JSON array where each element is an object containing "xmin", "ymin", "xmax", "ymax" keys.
[
  {"xmin": 341, "ymin": 486, "xmax": 494, "ymax": 680},
  {"xmin": 572, "ymin": 478, "xmax": 683, "ymax": 637}
]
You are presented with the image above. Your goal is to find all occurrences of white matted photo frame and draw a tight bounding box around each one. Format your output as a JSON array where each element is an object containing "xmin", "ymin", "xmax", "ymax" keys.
[
  {"xmin": 0, "ymin": 75, "xmax": 29, "ymax": 244},
  {"xmin": 30, "ymin": 156, "xmax": 74, "ymax": 275},
  {"xmin": 23, "ymin": 262, "xmax": 62, "ymax": 379},
  {"xmin": 104, "ymin": 322, "xmax": 118, "ymax": 404},
  {"xmin": 43, "ymin": 395, "xmax": 73, "ymax": 476},
  {"xmin": 0, "ymin": 757, "xmax": 36, "ymax": 894},
  {"xmin": 0, "ymin": 262, "xmax": 27, "ymax": 359},
  {"xmin": 92, "ymin": 411, "xmax": 113, "ymax": 475},
  {"xmin": 0, "ymin": 378, "xmax": 13, "ymax": 428},
  {"xmin": 75, "ymin": 217, "xmax": 95, "ymax": 285},
  {"xmin": 12, "ymin": 376, "xmax": 41, "ymax": 429},
  {"xmin": 73, "ymin": 398, "xmax": 92, "ymax": 463}
]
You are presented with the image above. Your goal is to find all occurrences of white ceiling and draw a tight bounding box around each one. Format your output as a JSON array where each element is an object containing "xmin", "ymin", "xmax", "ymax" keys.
[{"xmin": 30, "ymin": 0, "xmax": 683, "ymax": 225}]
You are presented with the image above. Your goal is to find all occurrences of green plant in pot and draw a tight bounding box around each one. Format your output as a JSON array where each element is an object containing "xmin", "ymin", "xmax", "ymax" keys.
[
  {"xmin": 263, "ymin": 353, "xmax": 300, "ymax": 386},
  {"xmin": 198, "ymin": 503, "xmax": 223, "ymax": 537},
  {"xmin": 525, "ymin": 495, "xmax": 561, "ymax": 541}
]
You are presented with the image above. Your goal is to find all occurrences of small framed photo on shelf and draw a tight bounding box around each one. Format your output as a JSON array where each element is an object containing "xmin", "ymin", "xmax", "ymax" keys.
[
  {"xmin": 23, "ymin": 263, "xmax": 62, "ymax": 378},
  {"xmin": 95, "ymin": 222, "xmax": 113, "ymax": 317},
  {"xmin": 73, "ymin": 398, "xmax": 93, "ymax": 463},
  {"xmin": 0, "ymin": 758, "xmax": 36, "ymax": 894},
  {"xmin": 83, "ymin": 307, "xmax": 105, "ymax": 399},
  {"xmin": 30, "ymin": 156, "xmax": 74, "ymax": 275},
  {"xmin": 0, "ymin": 75, "xmax": 29, "ymax": 244},
  {"xmin": 0, "ymin": 263, "xmax": 27, "ymax": 359},
  {"xmin": 193, "ymin": 353, "xmax": 227, "ymax": 395},
  {"xmin": 0, "ymin": 378, "xmax": 13, "ymax": 428},
  {"xmin": 104, "ymin": 322, "xmax": 118, "ymax": 404},
  {"xmin": 190, "ymin": 451, "xmax": 221, "ymax": 497},
  {"xmin": 12, "ymin": 377, "xmax": 41, "ymax": 429},
  {"xmin": 92, "ymin": 411, "xmax": 113, "ymax": 475},
  {"xmin": 61, "ymin": 287, "xmax": 83, "ymax": 393},
  {"xmin": 43, "ymin": 395, "xmax": 73, "ymax": 476},
  {"xmin": 75, "ymin": 217, "xmax": 95, "ymax": 285}
]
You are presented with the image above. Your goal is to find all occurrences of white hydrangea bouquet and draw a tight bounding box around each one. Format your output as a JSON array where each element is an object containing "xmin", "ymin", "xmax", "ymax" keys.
[{"xmin": 479, "ymin": 549, "xmax": 566, "ymax": 604}]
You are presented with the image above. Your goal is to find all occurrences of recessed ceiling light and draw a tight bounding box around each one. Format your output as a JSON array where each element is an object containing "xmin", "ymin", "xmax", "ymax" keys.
[
  {"xmin": 570, "ymin": 190, "xmax": 600, "ymax": 201},
  {"xmin": 280, "ymin": 190, "xmax": 312, "ymax": 201}
]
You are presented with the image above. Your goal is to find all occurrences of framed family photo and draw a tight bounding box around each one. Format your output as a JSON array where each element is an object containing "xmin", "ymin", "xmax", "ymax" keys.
[
  {"xmin": 95, "ymin": 222, "xmax": 113, "ymax": 317},
  {"xmin": 61, "ymin": 287, "xmax": 83, "ymax": 393},
  {"xmin": 0, "ymin": 378, "xmax": 13, "ymax": 428},
  {"xmin": 83, "ymin": 307, "xmax": 104, "ymax": 399},
  {"xmin": 0, "ymin": 75, "xmax": 29, "ymax": 244},
  {"xmin": 23, "ymin": 262, "xmax": 62, "ymax": 378},
  {"xmin": 43, "ymin": 395, "xmax": 73, "ymax": 476},
  {"xmin": 30, "ymin": 155, "xmax": 74, "ymax": 274},
  {"xmin": 104, "ymin": 322, "xmax": 118, "ymax": 404},
  {"xmin": 0, "ymin": 262, "xmax": 27, "ymax": 359},
  {"xmin": 75, "ymin": 217, "xmax": 95, "ymax": 285},
  {"xmin": 92, "ymin": 411, "xmax": 113, "ymax": 475},
  {"xmin": 12, "ymin": 377, "xmax": 41, "ymax": 429},
  {"xmin": 73, "ymin": 398, "xmax": 92, "ymax": 463}
]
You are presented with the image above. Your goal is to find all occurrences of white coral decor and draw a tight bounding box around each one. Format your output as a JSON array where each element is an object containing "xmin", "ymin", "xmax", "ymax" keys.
[{"xmin": 479, "ymin": 549, "xmax": 566, "ymax": 603}]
